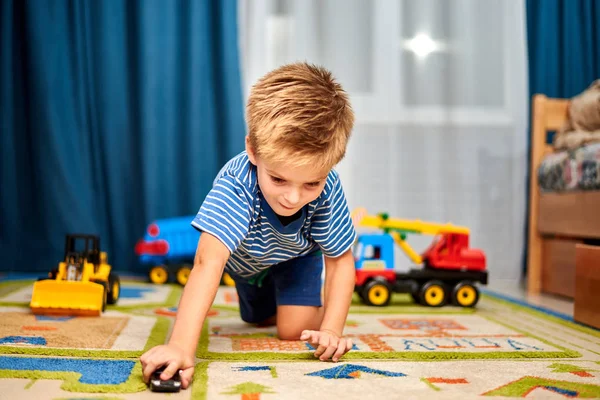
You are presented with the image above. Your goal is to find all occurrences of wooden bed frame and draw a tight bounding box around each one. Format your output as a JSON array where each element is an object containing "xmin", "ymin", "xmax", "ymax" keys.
[{"xmin": 527, "ymin": 94, "xmax": 600, "ymax": 296}]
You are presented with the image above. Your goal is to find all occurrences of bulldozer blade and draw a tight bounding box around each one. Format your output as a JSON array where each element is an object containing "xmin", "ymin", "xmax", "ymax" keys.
[{"xmin": 30, "ymin": 280, "xmax": 105, "ymax": 317}]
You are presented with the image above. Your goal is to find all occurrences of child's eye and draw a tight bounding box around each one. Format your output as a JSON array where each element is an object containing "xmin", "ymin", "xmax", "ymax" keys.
[
  {"xmin": 306, "ymin": 181, "xmax": 321, "ymax": 188},
  {"xmin": 270, "ymin": 176, "xmax": 285, "ymax": 184}
]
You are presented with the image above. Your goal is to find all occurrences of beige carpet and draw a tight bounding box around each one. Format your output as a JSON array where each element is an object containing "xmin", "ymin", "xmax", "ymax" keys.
[{"xmin": 0, "ymin": 279, "xmax": 599, "ymax": 399}]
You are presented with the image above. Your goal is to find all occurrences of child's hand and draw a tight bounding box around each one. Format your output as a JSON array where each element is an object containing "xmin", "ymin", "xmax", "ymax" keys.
[
  {"xmin": 140, "ymin": 344, "xmax": 195, "ymax": 389},
  {"xmin": 300, "ymin": 329, "xmax": 353, "ymax": 362}
]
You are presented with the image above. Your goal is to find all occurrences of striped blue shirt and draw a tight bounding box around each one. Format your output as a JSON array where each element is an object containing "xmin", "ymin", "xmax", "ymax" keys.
[{"xmin": 191, "ymin": 151, "xmax": 356, "ymax": 278}]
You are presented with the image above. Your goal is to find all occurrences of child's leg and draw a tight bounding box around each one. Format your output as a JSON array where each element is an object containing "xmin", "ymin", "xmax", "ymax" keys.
[
  {"xmin": 270, "ymin": 250, "xmax": 325, "ymax": 340},
  {"xmin": 276, "ymin": 305, "xmax": 324, "ymax": 340},
  {"xmin": 229, "ymin": 271, "xmax": 277, "ymax": 326}
]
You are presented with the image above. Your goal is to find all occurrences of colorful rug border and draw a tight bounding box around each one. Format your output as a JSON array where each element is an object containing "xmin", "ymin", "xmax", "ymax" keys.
[
  {"xmin": 0, "ymin": 280, "xmax": 596, "ymax": 360},
  {"xmin": 195, "ymin": 309, "xmax": 581, "ymax": 361}
]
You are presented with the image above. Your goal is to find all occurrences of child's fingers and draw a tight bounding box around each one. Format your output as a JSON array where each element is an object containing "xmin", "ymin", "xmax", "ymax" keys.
[
  {"xmin": 302, "ymin": 330, "xmax": 321, "ymax": 346},
  {"xmin": 300, "ymin": 330, "xmax": 313, "ymax": 341},
  {"xmin": 346, "ymin": 338, "xmax": 353, "ymax": 352},
  {"xmin": 313, "ymin": 334, "xmax": 328, "ymax": 358},
  {"xmin": 160, "ymin": 362, "xmax": 181, "ymax": 381},
  {"xmin": 181, "ymin": 367, "xmax": 194, "ymax": 389},
  {"xmin": 140, "ymin": 346, "xmax": 158, "ymax": 368},
  {"xmin": 305, "ymin": 330, "xmax": 322, "ymax": 345},
  {"xmin": 312, "ymin": 331, "xmax": 323, "ymax": 345},
  {"xmin": 332, "ymin": 341, "xmax": 347, "ymax": 362},
  {"xmin": 318, "ymin": 342, "xmax": 338, "ymax": 361},
  {"xmin": 142, "ymin": 361, "xmax": 161, "ymax": 383},
  {"xmin": 315, "ymin": 334, "xmax": 336, "ymax": 359}
]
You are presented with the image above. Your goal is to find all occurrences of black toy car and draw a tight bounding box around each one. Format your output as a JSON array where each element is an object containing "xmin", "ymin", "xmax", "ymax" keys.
[{"xmin": 149, "ymin": 366, "xmax": 182, "ymax": 392}]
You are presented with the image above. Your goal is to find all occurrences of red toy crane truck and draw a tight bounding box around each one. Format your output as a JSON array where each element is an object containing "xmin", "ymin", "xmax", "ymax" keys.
[{"xmin": 351, "ymin": 208, "xmax": 488, "ymax": 308}]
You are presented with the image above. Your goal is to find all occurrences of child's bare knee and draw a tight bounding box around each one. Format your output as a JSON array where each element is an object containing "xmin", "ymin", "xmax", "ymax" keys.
[{"xmin": 276, "ymin": 325, "xmax": 303, "ymax": 340}]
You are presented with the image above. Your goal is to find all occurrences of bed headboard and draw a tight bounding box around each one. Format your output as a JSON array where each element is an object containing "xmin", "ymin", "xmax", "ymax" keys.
[{"xmin": 531, "ymin": 94, "xmax": 570, "ymax": 159}]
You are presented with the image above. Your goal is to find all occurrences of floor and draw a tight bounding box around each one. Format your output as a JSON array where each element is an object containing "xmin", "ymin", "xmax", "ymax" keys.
[{"xmin": 485, "ymin": 278, "xmax": 574, "ymax": 317}]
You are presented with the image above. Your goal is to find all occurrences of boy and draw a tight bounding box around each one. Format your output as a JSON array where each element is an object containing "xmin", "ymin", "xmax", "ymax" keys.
[{"xmin": 141, "ymin": 62, "xmax": 357, "ymax": 389}]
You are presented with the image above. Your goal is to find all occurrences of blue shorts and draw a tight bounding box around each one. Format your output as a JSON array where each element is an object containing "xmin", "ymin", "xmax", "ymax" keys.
[{"xmin": 227, "ymin": 250, "xmax": 323, "ymax": 324}]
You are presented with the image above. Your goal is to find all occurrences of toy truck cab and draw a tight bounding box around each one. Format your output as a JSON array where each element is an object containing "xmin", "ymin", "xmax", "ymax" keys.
[
  {"xmin": 421, "ymin": 233, "xmax": 486, "ymax": 271},
  {"xmin": 354, "ymin": 234, "xmax": 396, "ymax": 286},
  {"xmin": 353, "ymin": 233, "xmax": 400, "ymax": 307}
]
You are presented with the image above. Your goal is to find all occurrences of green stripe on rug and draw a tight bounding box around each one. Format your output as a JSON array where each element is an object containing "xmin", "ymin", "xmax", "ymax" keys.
[
  {"xmin": 54, "ymin": 397, "xmax": 125, "ymax": 400},
  {"xmin": 197, "ymin": 349, "xmax": 579, "ymax": 361},
  {"xmin": 420, "ymin": 377, "xmax": 441, "ymax": 391},
  {"xmin": 191, "ymin": 361, "xmax": 210, "ymax": 400},
  {"xmin": 482, "ymin": 376, "xmax": 600, "ymax": 397}
]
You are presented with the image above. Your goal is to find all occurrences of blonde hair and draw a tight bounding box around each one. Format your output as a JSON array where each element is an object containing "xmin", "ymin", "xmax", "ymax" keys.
[{"xmin": 246, "ymin": 62, "xmax": 354, "ymax": 170}]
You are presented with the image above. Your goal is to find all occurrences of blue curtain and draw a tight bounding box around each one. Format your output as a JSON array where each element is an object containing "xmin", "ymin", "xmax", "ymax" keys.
[
  {"xmin": 0, "ymin": 0, "xmax": 246, "ymax": 274},
  {"xmin": 527, "ymin": 0, "xmax": 600, "ymax": 98}
]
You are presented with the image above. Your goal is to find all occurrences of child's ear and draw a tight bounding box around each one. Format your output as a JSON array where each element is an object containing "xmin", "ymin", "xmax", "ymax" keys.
[{"xmin": 245, "ymin": 136, "xmax": 257, "ymax": 165}]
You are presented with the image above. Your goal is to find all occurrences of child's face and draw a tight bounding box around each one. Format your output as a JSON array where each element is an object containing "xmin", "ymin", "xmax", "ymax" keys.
[{"xmin": 247, "ymin": 148, "xmax": 329, "ymax": 217}]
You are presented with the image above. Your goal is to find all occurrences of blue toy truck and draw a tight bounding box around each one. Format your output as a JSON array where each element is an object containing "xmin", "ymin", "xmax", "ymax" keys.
[{"xmin": 135, "ymin": 215, "xmax": 234, "ymax": 286}]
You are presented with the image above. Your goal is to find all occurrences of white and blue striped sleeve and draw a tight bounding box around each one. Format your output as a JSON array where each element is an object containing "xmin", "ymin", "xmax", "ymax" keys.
[
  {"xmin": 310, "ymin": 173, "xmax": 357, "ymax": 258},
  {"xmin": 191, "ymin": 175, "xmax": 252, "ymax": 254}
]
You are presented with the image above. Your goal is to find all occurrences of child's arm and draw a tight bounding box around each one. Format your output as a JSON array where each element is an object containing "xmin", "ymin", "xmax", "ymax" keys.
[
  {"xmin": 320, "ymin": 249, "xmax": 355, "ymax": 336},
  {"xmin": 140, "ymin": 232, "xmax": 229, "ymax": 389},
  {"xmin": 300, "ymin": 248, "xmax": 355, "ymax": 362}
]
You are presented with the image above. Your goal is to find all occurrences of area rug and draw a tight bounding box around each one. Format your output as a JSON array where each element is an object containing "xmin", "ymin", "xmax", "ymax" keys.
[{"xmin": 0, "ymin": 278, "xmax": 599, "ymax": 399}]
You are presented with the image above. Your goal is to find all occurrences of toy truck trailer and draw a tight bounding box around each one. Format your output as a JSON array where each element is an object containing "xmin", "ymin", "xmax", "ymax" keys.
[{"xmin": 135, "ymin": 216, "xmax": 234, "ymax": 286}]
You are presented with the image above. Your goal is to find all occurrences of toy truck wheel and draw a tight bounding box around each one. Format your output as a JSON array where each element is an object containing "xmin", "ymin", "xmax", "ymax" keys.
[
  {"xmin": 363, "ymin": 280, "xmax": 392, "ymax": 307},
  {"xmin": 451, "ymin": 281, "xmax": 479, "ymax": 307},
  {"xmin": 354, "ymin": 286, "xmax": 367, "ymax": 303},
  {"xmin": 176, "ymin": 265, "xmax": 192, "ymax": 286},
  {"xmin": 419, "ymin": 280, "xmax": 447, "ymax": 307},
  {"xmin": 411, "ymin": 292, "xmax": 422, "ymax": 305},
  {"xmin": 96, "ymin": 281, "xmax": 108, "ymax": 312},
  {"xmin": 107, "ymin": 273, "xmax": 120, "ymax": 305},
  {"xmin": 149, "ymin": 265, "xmax": 169, "ymax": 284},
  {"xmin": 356, "ymin": 286, "xmax": 368, "ymax": 303}
]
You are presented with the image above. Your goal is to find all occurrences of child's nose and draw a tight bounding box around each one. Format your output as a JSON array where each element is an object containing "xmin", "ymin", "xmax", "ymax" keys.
[{"xmin": 285, "ymin": 189, "xmax": 300, "ymax": 205}]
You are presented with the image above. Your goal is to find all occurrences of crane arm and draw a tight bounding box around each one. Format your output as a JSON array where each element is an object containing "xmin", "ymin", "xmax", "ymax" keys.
[
  {"xmin": 356, "ymin": 212, "xmax": 470, "ymax": 235},
  {"xmin": 389, "ymin": 231, "xmax": 423, "ymax": 265}
]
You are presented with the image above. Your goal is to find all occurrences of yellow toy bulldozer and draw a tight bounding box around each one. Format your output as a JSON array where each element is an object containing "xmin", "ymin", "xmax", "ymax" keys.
[{"xmin": 30, "ymin": 234, "xmax": 121, "ymax": 316}]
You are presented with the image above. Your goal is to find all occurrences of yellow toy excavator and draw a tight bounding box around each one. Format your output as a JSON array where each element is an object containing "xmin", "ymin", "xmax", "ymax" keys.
[{"xmin": 30, "ymin": 234, "xmax": 120, "ymax": 316}]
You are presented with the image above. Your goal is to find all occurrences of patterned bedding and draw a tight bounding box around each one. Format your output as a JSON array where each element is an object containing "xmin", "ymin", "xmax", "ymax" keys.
[{"xmin": 538, "ymin": 142, "xmax": 600, "ymax": 192}]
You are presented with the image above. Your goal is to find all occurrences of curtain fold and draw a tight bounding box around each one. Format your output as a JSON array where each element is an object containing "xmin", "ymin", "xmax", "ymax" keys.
[
  {"xmin": 527, "ymin": 0, "xmax": 600, "ymax": 98},
  {"xmin": 0, "ymin": 0, "xmax": 246, "ymax": 273}
]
